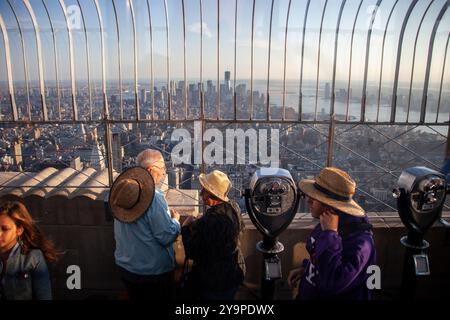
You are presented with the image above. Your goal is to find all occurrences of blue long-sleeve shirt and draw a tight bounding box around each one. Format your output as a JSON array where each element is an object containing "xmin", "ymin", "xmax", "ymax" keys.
[{"xmin": 114, "ymin": 189, "xmax": 181, "ymax": 275}]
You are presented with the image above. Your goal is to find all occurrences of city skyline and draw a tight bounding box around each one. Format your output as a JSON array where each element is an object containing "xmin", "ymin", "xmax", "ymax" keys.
[{"xmin": 0, "ymin": 0, "xmax": 448, "ymax": 85}]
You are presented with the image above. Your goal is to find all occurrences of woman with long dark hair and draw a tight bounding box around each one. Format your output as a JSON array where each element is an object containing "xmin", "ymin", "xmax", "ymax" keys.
[{"xmin": 0, "ymin": 201, "xmax": 59, "ymax": 300}]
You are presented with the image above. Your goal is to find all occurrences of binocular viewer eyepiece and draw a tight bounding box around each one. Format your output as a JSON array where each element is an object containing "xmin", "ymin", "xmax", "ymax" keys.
[
  {"xmin": 243, "ymin": 168, "xmax": 300, "ymax": 241},
  {"xmin": 393, "ymin": 166, "xmax": 449, "ymax": 241}
]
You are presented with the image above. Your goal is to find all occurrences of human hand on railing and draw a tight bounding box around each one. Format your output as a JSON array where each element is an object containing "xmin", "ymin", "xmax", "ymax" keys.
[{"xmin": 170, "ymin": 208, "xmax": 180, "ymax": 221}]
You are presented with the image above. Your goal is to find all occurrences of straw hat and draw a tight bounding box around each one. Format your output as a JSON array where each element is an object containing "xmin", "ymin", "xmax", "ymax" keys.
[
  {"xmin": 109, "ymin": 167, "xmax": 155, "ymax": 223},
  {"xmin": 199, "ymin": 170, "xmax": 231, "ymax": 202},
  {"xmin": 298, "ymin": 167, "xmax": 365, "ymax": 217}
]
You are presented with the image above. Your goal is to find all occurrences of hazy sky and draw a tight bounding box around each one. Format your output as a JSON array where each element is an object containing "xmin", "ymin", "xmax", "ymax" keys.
[{"xmin": 0, "ymin": 0, "xmax": 449, "ymax": 89}]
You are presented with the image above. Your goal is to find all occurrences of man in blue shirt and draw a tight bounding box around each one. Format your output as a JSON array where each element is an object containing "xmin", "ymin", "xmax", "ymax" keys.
[{"xmin": 113, "ymin": 149, "xmax": 181, "ymax": 300}]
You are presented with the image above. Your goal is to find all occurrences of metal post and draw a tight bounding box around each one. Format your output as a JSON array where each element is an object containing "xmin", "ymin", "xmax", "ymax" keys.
[
  {"xmin": 6, "ymin": 0, "xmax": 31, "ymax": 120},
  {"xmin": 345, "ymin": 0, "xmax": 363, "ymax": 122},
  {"xmin": 330, "ymin": 0, "xmax": 347, "ymax": 117},
  {"xmin": 111, "ymin": 0, "xmax": 123, "ymax": 120},
  {"xmin": 250, "ymin": 0, "xmax": 255, "ymax": 120},
  {"xmin": 104, "ymin": 114, "xmax": 114, "ymax": 187},
  {"xmin": 298, "ymin": 0, "xmax": 311, "ymax": 122},
  {"xmin": 376, "ymin": 0, "xmax": 400, "ymax": 122},
  {"xmin": 327, "ymin": 114, "xmax": 335, "ymax": 167},
  {"xmin": 75, "ymin": 0, "xmax": 92, "ymax": 121},
  {"xmin": 23, "ymin": 0, "xmax": 48, "ymax": 121},
  {"xmin": 0, "ymin": 13, "xmax": 18, "ymax": 121},
  {"xmin": 234, "ymin": 0, "xmax": 238, "ymax": 120},
  {"xmin": 282, "ymin": 0, "xmax": 292, "ymax": 121},
  {"xmin": 390, "ymin": 0, "xmax": 419, "ymax": 122},
  {"xmin": 446, "ymin": 119, "xmax": 450, "ymax": 160},
  {"xmin": 129, "ymin": 0, "xmax": 140, "ymax": 121},
  {"xmin": 42, "ymin": 0, "xmax": 62, "ymax": 120},
  {"xmin": 266, "ymin": 0, "xmax": 275, "ymax": 121},
  {"xmin": 58, "ymin": 0, "xmax": 78, "ymax": 121},
  {"xmin": 420, "ymin": 2, "xmax": 449, "ymax": 123},
  {"xmin": 314, "ymin": 0, "xmax": 328, "ymax": 121},
  {"xmin": 146, "ymin": 0, "xmax": 155, "ymax": 120},
  {"xmin": 360, "ymin": 0, "xmax": 382, "ymax": 123}
]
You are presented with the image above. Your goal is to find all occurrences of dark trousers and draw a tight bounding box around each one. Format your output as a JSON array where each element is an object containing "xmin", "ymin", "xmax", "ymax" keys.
[{"xmin": 117, "ymin": 266, "xmax": 175, "ymax": 300}]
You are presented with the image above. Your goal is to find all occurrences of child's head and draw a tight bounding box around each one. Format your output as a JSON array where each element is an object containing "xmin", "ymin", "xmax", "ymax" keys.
[
  {"xmin": 299, "ymin": 167, "xmax": 365, "ymax": 218},
  {"xmin": 306, "ymin": 196, "xmax": 336, "ymax": 219},
  {"xmin": 0, "ymin": 201, "xmax": 29, "ymax": 252},
  {"xmin": 0, "ymin": 201, "xmax": 59, "ymax": 262}
]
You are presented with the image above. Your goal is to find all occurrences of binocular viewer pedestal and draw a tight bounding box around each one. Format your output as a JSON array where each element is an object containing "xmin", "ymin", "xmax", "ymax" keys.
[
  {"xmin": 243, "ymin": 168, "xmax": 300, "ymax": 300},
  {"xmin": 400, "ymin": 231, "xmax": 431, "ymax": 299},
  {"xmin": 394, "ymin": 167, "xmax": 448, "ymax": 299},
  {"xmin": 256, "ymin": 237, "xmax": 284, "ymax": 254},
  {"xmin": 257, "ymin": 236, "xmax": 284, "ymax": 300}
]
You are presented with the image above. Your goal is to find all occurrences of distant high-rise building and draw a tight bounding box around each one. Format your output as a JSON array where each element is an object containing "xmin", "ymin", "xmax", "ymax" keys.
[
  {"xmin": 225, "ymin": 71, "xmax": 231, "ymax": 92},
  {"xmin": 236, "ymin": 84, "xmax": 246, "ymax": 97},
  {"xmin": 225, "ymin": 71, "xmax": 231, "ymax": 82},
  {"xmin": 140, "ymin": 89, "xmax": 147, "ymax": 104},
  {"xmin": 90, "ymin": 142, "xmax": 105, "ymax": 171},
  {"xmin": 207, "ymin": 80, "xmax": 213, "ymax": 94},
  {"xmin": 170, "ymin": 81, "xmax": 177, "ymax": 96},
  {"xmin": 70, "ymin": 156, "xmax": 83, "ymax": 171},
  {"xmin": 12, "ymin": 141, "xmax": 22, "ymax": 168},
  {"xmin": 80, "ymin": 124, "xmax": 87, "ymax": 143},
  {"xmin": 88, "ymin": 127, "xmax": 98, "ymax": 145},
  {"xmin": 325, "ymin": 82, "xmax": 330, "ymax": 99},
  {"xmin": 111, "ymin": 132, "xmax": 123, "ymax": 172}
]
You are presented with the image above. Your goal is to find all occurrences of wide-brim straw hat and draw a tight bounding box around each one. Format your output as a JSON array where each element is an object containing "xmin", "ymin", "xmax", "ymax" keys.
[
  {"xmin": 109, "ymin": 166, "xmax": 155, "ymax": 223},
  {"xmin": 298, "ymin": 167, "xmax": 365, "ymax": 217},
  {"xmin": 199, "ymin": 170, "xmax": 231, "ymax": 203}
]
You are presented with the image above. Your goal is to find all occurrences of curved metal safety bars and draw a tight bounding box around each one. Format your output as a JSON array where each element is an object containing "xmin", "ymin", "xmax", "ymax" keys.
[
  {"xmin": 58, "ymin": 0, "xmax": 77, "ymax": 121},
  {"xmin": 22, "ymin": 0, "xmax": 47, "ymax": 121},
  {"xmin": 0, "ymin": 0, "xmax": 447, "ymax": 125}
]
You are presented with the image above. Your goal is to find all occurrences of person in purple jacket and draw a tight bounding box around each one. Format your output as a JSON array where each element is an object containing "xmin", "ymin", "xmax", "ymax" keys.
[{"xmin": 288, "ymin": 167, "xmax": 376, "ymax": 300}]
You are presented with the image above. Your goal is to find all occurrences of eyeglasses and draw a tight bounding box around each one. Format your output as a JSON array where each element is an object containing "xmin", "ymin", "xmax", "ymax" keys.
[{"xmin": 153, "ymin": 165, "xmax": 166, "ymax": 175}]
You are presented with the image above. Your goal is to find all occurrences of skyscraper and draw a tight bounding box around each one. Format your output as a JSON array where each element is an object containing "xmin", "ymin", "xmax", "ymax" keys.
[
  {"xmin": 111, "ymin": 132, "xmax": 123, "ymax": 172},
  {"xmin": 140, "ymin": 89, "xmax": 147, "ymax": 104},
  {"xmin": 207, "ymin": 80, "xmax": 213, "ymax": 95},
  {"xmin": 90, "ymin": 142, "xmax": 105, "ymax": 171},
  {"xmin": 225, "ymin": 71, "xmax": 231, "ymax": 92},
  {"xmin": 325, "ymin": 83, "xmax": 330, "ymax": 100}
]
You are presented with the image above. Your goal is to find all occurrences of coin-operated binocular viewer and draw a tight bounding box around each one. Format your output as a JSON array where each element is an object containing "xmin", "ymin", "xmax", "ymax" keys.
[
  {"xmin": 393, "ymin": 166, "xmax": 449, "ymax": 298},
  {"xmin": 243, "ymin": 168, "xmax": 300, "ymax": 300}
]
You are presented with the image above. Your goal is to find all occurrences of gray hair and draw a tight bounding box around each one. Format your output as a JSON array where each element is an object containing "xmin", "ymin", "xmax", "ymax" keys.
[{"xmin": 136, "ymin": 149, "xmax": 164, "ymax": 169}]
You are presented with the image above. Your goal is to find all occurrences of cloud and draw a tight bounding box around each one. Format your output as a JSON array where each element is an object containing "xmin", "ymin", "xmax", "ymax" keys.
[{"xmin": 187, "ymin": 22, "xmax": 213, "ymax": 38}]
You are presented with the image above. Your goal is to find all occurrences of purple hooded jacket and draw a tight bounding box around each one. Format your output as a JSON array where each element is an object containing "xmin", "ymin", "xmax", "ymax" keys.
[{"xmin": 297, "ymin": 214, "xmax": 376, "ymax": 300}]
